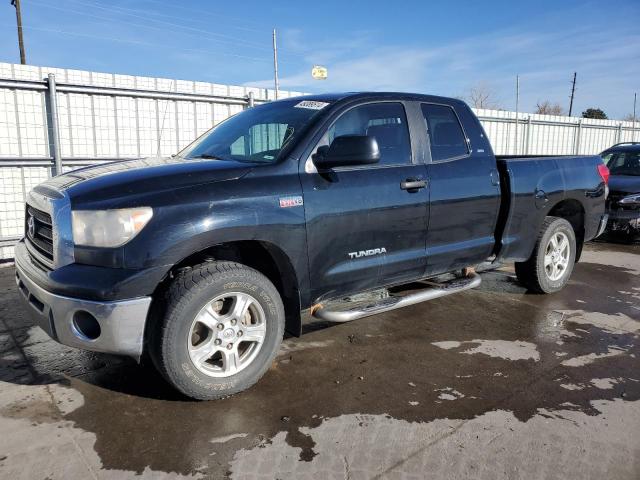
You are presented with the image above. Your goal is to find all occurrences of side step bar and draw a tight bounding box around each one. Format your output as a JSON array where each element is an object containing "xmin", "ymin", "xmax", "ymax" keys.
[{"xmin": 312, "ymin": 272, "xmax": 481, "ymax": 323}]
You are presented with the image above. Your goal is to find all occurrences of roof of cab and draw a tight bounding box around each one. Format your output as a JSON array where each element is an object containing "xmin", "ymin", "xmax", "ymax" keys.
[
  {"xmin": 279, "ymin": 91, "xmax": 469, "ymax": 108},
  {"xmin": 602, "ymin": 143, "xmax": 640, "ymax": 154}
]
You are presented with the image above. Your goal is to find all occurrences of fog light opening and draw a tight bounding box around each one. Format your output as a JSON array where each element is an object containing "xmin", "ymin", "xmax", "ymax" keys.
[{"xmin": 72, "ymin": 311, "xmax": 101, "ymax": 340}]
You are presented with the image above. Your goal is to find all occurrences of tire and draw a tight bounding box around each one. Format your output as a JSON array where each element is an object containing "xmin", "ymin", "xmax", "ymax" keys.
[
  {"xmin": 515, "ymin": 216, "xmax": 577, "ymax": 294},
  {"xmin": 149, "ymin": 261, "xmax": 285, "ymax": 400}
]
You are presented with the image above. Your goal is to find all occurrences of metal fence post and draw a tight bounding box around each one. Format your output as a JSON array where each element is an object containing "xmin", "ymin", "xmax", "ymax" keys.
[
  {"xmin": 247, "ymin": 91, "xmax": 255, "ymax": 108},
  {"xmin": 617, "ymin": 122, "xmax": 623, "ymax": 143},
  {"xmin": 525, "ymin": 116, "xmax": 532, "ymax": 155},
  {"xmin": 46, "ymin": 74, "xmax": 63, "ymax": 176},
  {"xmin": 574, "ymin": 120, "xmax": 582, "ymax": 155}
]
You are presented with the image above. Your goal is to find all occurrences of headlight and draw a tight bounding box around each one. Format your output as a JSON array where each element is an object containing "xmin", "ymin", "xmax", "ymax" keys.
[
  {"xmin": 619, "ymin": 193, "xmax": 640, "ymax": 205},
  {"xmin": 72, "ymin": 208, "xmax": 153, "ymax": 247}
]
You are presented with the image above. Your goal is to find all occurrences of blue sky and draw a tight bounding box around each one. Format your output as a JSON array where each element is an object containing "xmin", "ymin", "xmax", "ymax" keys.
[{"xmin": 1, "ymin": 0, "xmax": 638, "ymax": 118}]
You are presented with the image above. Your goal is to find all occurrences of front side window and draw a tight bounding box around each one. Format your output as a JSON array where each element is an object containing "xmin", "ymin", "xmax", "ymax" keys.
[
  {"xmin": 181, "ymin": 99, "xmax": 330, "ymax": 163},
  {"xmin": 325, "ymin": 102, "xmax": 412, "ymax": 166},
  {"xmin": 421, "ymin": 104, "xmax": 469, "ymax": 161}
]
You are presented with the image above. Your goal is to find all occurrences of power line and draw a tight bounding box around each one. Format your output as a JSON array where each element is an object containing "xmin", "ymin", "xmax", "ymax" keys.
[
  {"xmin": 61, "ymin": 0, "xmax": 268, "ymax": 48},
  {"xmin": 68, "ymin": 0, "xmax": 265, "ymax": 33},
  {"xmin": 136, "ymin": 0, "xmax": 265, "ymax": 28},
  {"xmin": 0, "ymin": 23, "xmax": 282, "ymax": 64},
  {"xmin": 24, "ymin": 0, "xmax": 275, "ymax": 53}
]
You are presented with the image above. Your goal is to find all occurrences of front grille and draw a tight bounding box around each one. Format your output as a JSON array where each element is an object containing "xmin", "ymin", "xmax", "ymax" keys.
[{"xmin": 25, "ymin": 205, "xmax": 54, "ymax": 265}]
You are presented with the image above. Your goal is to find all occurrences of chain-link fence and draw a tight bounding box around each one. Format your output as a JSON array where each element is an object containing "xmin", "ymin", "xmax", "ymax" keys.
[{"xmin": 1, "ymin": 62, "xmax": 638, "ymax": 259}]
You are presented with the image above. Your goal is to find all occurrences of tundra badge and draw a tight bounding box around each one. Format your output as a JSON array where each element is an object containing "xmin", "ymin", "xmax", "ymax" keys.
[{"xmin": 348, "ymin": 247, "xmax": 387, "ymax": 259}]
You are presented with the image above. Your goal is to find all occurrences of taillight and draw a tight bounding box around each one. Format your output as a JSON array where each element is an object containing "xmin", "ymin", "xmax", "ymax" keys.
[{"xmin": 597, "ymin": 164, "xmax": 610, "ymax": 185}]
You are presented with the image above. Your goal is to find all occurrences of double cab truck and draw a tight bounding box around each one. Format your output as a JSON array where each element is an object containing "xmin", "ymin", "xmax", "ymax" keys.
[{"xmin": 15, "ymin": 92, "xmax": 609, "ymax": 399}]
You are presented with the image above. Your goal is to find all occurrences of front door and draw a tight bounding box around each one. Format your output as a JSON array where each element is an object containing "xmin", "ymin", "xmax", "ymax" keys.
[{"xmin": 300, "ymin": 101, "xmax": 429, "ymax": 302}]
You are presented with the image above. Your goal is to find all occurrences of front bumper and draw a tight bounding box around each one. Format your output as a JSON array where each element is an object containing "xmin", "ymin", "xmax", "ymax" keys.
[
  {"xmin": 15, "ymin": 261, "xmax": 152, "ymax": 360},
  {"xmin": 606, "ymin": 208, "xmax": 640, "ymax": 233}
]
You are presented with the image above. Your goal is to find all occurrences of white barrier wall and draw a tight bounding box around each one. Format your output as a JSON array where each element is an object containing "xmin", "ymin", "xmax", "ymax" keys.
[
  {"xmin": 1, "ymin": 62, "xmax": 638, "ymax": 259},
  {"xmin": 0, "ymin": 63, "xmax": 306, "ymax": 258},
  {"xmin": 475, "ymin": 108, "xmax": 637, "ymax": 156},
  {"xmin": 0, "ymin": 62, "xmax": 306, "ymax": 160}
]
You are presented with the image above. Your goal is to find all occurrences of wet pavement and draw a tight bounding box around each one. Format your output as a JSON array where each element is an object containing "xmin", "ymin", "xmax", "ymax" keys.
[{"xmin": 0, "ymin": 241, "xmax": 638, "ymax": 479}]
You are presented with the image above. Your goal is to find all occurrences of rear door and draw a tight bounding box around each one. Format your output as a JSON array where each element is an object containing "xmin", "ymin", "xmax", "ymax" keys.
[
  {"xmin": 421, "ymin": 103, "xmax": 501, "ymax": 275},
  {"xmin": 300, "ymin": 101, "xmax": 429, "ymax": 301}
]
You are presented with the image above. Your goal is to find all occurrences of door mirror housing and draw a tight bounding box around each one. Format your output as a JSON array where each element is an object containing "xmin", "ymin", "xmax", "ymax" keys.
[{"xmin": 312, "ymin": 135, "xmax": 380, "ymax": 169}]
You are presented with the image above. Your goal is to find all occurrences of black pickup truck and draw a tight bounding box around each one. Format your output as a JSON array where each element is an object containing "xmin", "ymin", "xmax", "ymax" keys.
[{"xmin": 15, "ymin": 92, "xmax": 609, "ymax": 399}]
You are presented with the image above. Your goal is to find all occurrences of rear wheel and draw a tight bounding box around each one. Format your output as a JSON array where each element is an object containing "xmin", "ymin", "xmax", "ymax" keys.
[
  {"xmin": 150, "ymin": 261, "xmax": 284, "ymax": 400},
  {"xmin": 515, "ymin": 216, "xmax": 576, "ymax": 294}
]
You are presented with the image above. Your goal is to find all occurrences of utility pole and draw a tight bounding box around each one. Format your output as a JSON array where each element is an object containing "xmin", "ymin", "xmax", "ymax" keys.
[
  {"xmin": 272, "ymin": 28, "xmax": 279, "ymax": 100},
  {"xmin": 11, "ymin": 0, "xmax": 26, "ymax": 64},
  {"xmin": 568, "ymin": 72, "xmax": 577, "ymax": 117},
  {"xmin": 514, "ymin": 75, "xmax": 520, "ymax": 155},
  {"xmin": 633, "ymin": 92, "xmax": 637, "ymax": 142}
]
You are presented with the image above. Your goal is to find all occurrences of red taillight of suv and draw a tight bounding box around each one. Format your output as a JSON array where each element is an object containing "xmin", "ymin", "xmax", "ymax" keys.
[{"xmin": 597, "ymin": 163, "xmax": 610, "ymax": 184}]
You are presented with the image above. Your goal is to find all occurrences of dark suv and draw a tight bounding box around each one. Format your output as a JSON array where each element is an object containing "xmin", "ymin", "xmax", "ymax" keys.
[{"xmin": 600, "ymin": 142, "xmax": 640, "ymax": 242}]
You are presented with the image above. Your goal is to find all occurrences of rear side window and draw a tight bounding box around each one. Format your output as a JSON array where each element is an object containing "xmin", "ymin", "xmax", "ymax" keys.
[
  {"xmin": 421, "ymin": 104, "xmax": 469, "ymax": 161},
  {"xmin": 603, "ymin": 151, "xmax": 640, "ymax": 175},
  {"xmin": 327, "ymin": 102, "xmax": 412, "ymax": 166}
]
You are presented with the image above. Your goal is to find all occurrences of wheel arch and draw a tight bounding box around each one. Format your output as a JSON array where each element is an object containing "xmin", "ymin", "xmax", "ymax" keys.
[
  {"xmin": 547, "ymin": 199, "xmax": 585, "ymax": 261},
  {"xmin": 149, "ymin": 240, "xmax": 302, "ymax": 340}
]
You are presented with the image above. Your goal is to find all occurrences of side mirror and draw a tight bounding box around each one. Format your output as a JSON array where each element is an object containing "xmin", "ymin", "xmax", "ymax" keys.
[{"xmin": 312, "ymin": 135, "xmax": 380, "ymax": 169}]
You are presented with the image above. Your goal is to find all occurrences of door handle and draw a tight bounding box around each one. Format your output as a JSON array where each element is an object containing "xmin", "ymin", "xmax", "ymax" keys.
[{"xmin": 400, "ymin": 178, "xmax": 427, "ymax": 191}]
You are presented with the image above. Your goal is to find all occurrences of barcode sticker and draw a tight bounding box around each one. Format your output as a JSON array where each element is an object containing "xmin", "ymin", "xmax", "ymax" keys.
[{"xmin": 294, "ymin": 100, "xmax": 329, "ymax": 110}]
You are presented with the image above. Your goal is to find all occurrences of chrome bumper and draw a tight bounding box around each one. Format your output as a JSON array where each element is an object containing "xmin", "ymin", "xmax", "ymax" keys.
[{"xmin": 15, "ymin": 262, "xmax": 152, "ymax": 361}]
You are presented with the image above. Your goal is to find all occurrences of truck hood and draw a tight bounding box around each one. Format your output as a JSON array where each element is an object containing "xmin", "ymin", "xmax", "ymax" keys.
[
  {"xmin": 609, "ymin": 175, "xmax": 640, "ymax": 196},
  {"xmin": 36, "ymin": 156, "xmax": 256, "ymax": 205}
]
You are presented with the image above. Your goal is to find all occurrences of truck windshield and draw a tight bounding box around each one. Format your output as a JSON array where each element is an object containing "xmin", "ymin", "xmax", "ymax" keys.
[
  {"xmin": 179, "ymin": 99, "xmax": 331, "ymax": 163},
  {"xmin": 602, "ymin": 151, "xmax": 640, "ymax": 176}
]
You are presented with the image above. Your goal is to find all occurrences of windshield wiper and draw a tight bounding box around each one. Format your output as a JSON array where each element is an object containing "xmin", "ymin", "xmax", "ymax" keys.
[{"xmin": 189, "ymin": 154, "xmax": 227, "ymax": 160}]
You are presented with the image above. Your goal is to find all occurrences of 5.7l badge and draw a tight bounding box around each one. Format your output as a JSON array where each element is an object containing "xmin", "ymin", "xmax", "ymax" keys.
[{"xmin": 279, "ymin": 196, "xmax": 304, "ymax": 208}]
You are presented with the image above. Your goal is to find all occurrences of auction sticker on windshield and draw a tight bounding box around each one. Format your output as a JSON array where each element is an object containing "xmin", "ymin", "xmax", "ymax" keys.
[{"xmin": 294, "ymin": 100, "xmax": 330, "ymax": 110}]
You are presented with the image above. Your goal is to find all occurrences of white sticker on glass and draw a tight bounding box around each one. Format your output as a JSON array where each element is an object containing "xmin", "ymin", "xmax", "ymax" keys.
[{"xmin": 294, "ymin": 100, "xmax": 330, "ymax": 110}]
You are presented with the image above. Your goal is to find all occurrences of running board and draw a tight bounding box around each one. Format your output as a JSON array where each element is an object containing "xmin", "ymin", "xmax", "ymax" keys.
[{"xmin": 312, "ymin": 272, "xmax": 481, "ymax": 323}]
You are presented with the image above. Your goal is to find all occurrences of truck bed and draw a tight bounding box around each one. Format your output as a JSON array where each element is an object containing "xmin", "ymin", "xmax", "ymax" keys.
[{"xmin": 494, "ymin": 154, "xmax": 605, "ymax": 262}]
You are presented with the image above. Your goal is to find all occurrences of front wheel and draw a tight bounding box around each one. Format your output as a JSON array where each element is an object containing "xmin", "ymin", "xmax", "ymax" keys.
[
  {"xmin": 150, "ymin": 261, "xmax": 285, "ymax": 400},
  {"xmin": 515, "ymin": 216, "xmax": 577, "ymax": 294}
]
